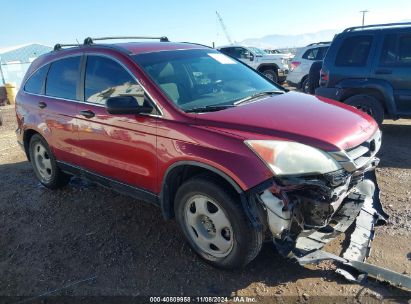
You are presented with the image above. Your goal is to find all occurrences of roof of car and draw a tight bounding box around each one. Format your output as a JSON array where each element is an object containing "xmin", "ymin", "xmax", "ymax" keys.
[
  {"xmin": 114, "ymin": 42, "xmax": 211, "ymax": 54},
  {"xmin": 51, "ymin": 41, "xmax": 212, "ymax": 56}
]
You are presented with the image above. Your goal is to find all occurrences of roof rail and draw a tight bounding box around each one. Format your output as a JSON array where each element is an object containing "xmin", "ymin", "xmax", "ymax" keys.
[
  {"xmin": 53, "ymin": 43, "xmax": 80, "ymax": 51},
  {"xmin": 343, "ymin": 22, "xmax": 411, "ymax": 32},
  {"xmin": 83, "ymin": 36, "xmax": 169, "ymax": 45},
  {"xmin": 306, "ymin": 41, "xmax": 331, "ymax": 47}
]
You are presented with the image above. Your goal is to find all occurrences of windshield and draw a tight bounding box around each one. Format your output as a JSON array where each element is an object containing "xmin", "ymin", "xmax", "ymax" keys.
[
  {"xmin": 248, "ymin": 47, "xmax": 268, "ymax": 56},
  {"xmin": 133, "ymin": 49, "xmax": 282, "ymax": 112}
]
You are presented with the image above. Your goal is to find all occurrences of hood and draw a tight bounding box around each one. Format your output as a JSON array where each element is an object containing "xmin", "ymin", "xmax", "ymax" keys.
[
  {"xmin": 195, "ymin": 92, "xmax": 378, "ymax": 152},
  {"xmin": 258, "ymin": 54, "xmax": 285, "ymax": 62}
]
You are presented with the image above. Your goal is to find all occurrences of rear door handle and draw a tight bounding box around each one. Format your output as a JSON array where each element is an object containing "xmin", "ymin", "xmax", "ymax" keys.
[
  {"xmin": 375, "ymin": 69, "xmax": 392, "ymax": 75},
  {"xmin": 38, "ymin": 102, "xmax": 47, "ymax": 109},
  {"xmin": 79, "ymin": 110, "xmax": 95, "ymax": 118}
]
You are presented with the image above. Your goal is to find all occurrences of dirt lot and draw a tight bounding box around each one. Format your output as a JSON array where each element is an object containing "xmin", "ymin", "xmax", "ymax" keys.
[{"xmin": 0, "ymin": 105, "xmax": 410, "ymax": 302}]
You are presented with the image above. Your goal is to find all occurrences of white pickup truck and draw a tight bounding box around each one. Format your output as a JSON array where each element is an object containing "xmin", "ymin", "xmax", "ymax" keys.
[{"xmin": 218, "ymin": 45, "xmax": 289, "ymax": 83}]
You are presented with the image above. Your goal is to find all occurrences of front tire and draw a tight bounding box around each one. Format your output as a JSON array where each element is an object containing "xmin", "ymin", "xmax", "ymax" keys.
[
  {"xmin": 174, "ymin": 176, "xmax": 263, "ymax": 269},
  {"xmin": 344, "ymin": 95, "xmax": 384, "ymax": 125},
  {"xmin": 29, "ymin": 134, "xmax": 71, "ymax": 189},
  {"xmin": 261, "ymin": 69, "xmax": 278, "ymax": 83}
]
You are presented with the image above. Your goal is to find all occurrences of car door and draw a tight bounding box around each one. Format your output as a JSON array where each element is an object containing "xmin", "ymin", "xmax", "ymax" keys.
[
  {"xmin": 38, "ymin": 55, "xmax": 82, "ymax": 165},
  {"xmin": 376, "ymin": 32, "xmax": 411, "ymax": 114},
  {"xmin": 76, "ymin": 54, "xmax": 158, "ymax": 193}
]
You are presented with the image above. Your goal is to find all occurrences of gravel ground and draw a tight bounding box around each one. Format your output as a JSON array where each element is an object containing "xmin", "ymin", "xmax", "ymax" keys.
[{"xmin": 0, "ymin": 105, "xmax": 410, "ymax": 302}]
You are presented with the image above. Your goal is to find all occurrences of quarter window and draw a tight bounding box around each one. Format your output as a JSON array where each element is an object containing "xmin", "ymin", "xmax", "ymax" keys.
[
  {"xmin": 24, "ymin": 64, "xmax": 49, "ymax": 94},
  {"xmin": 303, "ymin": 48, "xmax": 319, "ymax": 60},
  {"xmin": 46, "ymin": 56, "xmax": 81, "ymax": 100},
  {"xmin": 84, "ymin": 56, "xmax": 148, "ymax": 107},
  {"xmin": 380, "ymin": 34, "xmax": 411, "ymax": 65},
  {"xmin": 335, "ymin": 35, "xmax": 373, "ymax": 67}
]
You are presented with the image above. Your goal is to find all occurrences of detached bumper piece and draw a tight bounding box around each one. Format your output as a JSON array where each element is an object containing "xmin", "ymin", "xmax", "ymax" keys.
[
  {"xmin": 259, "ymin": 168, "xmax": 411, "ymax": 289},
  {"xmin": 291, "ymin": 172, "xmax": 410, "ymax": 289}
]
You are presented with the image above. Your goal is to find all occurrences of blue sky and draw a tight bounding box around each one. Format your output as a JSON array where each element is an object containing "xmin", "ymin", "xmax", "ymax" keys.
[{"xmin": 2, "ymin": 0, "xmax": 411, "ymax": 47}]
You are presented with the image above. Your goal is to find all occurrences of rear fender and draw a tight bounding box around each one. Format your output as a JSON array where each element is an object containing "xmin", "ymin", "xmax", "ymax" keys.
[{"xmin": 336, "ymin": 79, "xmax": 397, "ymax": 116}]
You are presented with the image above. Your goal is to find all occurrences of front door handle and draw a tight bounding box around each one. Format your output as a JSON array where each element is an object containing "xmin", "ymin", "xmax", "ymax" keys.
[
  {"xmin": 79, "ymin": 110, "xmax": 95, "ymax": 118},
  {"xmin": 38, "ymin": 102, "xmax": 47, "ymax": 109},
  {"xmin": 375, "ymin": 69, "xmax": 392, "ymax": 75}
]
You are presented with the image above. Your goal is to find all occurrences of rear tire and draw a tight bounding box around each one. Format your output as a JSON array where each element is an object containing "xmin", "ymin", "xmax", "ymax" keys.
[
  {"xmin": 344, "ymin": 95, "xmax": 384, "ymax": 125},
  {"xmin": 301, "ymin": 77, "xmax": 310, "ymax": 93},
  {"xmin": 174, "ymin": 175, "xmax": 263, "ymax": 269},
  {"xmin": 261, "ymin": 69, "xmax": 278, "ymax": 83},
  {"xmin": 29, "ymin": 134, "xmax": 71, "ymax": 189}
]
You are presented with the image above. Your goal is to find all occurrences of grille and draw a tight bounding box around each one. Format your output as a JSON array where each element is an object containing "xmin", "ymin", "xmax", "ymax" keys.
[{"xmin": 330, "ymin": 130, "xmax": 381, "ymax": 172}]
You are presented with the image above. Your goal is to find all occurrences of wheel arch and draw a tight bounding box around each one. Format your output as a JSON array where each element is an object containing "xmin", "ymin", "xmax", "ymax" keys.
[
  {"xmin": 337, "ymin": 79, "xmax": 397, "ymax": 116},
  {"xmin": 23, "ymin": 128, "xmax": 41, "ymax": 161},
  {"xmin": 257, "ymin": 63, "xmax": 279, "ymax": 73},
  {"xmin": 160, "ymin": 161, "xmax": 243, "ymax": 220}
]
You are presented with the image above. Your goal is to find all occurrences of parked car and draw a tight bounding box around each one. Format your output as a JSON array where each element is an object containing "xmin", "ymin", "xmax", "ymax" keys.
[
  {"xmin": 16, "ymin": 37, "xmax": 386, "ymax": 269},
  {"xmin": 286, "ymin": 42, "xmax": 330, "ymax": 92},
  {"xmin": 316, "ymin": 22, "xmax": 411, "ymax": 125},
  {"xmin": 218, "ymin": 45, "xmax": 289, "ymax": 83}
]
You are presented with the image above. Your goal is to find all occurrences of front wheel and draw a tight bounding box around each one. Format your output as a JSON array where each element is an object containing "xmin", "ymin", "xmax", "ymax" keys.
[
  {"xmin": 29, "ymin": 134, "xmax": 71, "ymax": 189},
  {"xmin": 262, "ymin": 69, "xmax": 278, "ymax": 83},
  {"xmin": 174, "ymin": 176, "xmax": 263, "ymax": 269}
]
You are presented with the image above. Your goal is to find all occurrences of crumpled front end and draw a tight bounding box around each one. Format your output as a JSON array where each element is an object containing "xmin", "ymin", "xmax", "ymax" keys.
[{"xmin": 257, "ymin": 129, "xmax": 388, "ymax": 262}]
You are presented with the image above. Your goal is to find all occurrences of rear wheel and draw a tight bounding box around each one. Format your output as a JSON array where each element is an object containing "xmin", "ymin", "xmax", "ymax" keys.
[
  {"xmin": 301, "ymin": 77, "xmax": 310, "ymax": 93},
  {"xmin": 174, "ymin": 176, "xmax": 263, "ymax": 269},
  {"xmin": 29, "ymin": 134, "xmax": 71, "ymax": 189},
  {"xmin": 261, "ymin": 69, "xmax": 278, "ymax": 83},
  {"xmin": 344, "ymin": 95, "xmax": 384, "ymax": 125}
]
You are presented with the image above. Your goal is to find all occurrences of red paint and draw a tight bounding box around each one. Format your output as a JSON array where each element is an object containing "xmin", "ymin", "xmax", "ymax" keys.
[{"xmin": 16, "ymin": 42, "xmax": 378, "ymax": 194}]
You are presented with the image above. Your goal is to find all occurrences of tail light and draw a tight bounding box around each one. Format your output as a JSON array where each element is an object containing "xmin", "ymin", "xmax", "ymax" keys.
[
  {"xmin": 290, "ymin": 61, "xmax": 301, "ymax": 71},
  {"xmin": 320, "ymin": 68, "xmax": 329, "ymax": 85}
]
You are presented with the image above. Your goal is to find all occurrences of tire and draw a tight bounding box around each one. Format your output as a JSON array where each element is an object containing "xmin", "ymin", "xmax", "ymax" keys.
[
  {"xmin": 261, "ymin": 69, "xmax": 278, "ymax": 83},
  {"xmin": 174, "ymin": 175, "xmax": 263, "ymax": 269},
  {"xmin": 344, "ymin": 95, "xmax": 384, "ymax": 125},
  {"xmin": 29, "ymin": 134, "xmax": 71, "ymax": 189},
  {"xmin": 301, "ymin": 77, "xmax": 310, "ymax": 93}
]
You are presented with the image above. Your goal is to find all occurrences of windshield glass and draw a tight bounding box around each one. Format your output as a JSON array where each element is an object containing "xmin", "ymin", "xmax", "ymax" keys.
[
  {"xmin": 248, "ymin": 47, "xmax": 268, "ymax": 56},
  {"xmin": 133, "ymin": 49, "xmax": 282, "ymax": 112}
]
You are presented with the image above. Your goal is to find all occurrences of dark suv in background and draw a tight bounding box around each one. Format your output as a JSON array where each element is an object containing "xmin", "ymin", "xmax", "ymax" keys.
[{"xmin": 316, "ymin": 22, "xmax": 411, "ymax": 125}]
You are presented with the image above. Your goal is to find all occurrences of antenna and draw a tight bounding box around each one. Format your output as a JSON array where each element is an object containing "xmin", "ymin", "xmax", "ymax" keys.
[{"xmin": 216, "ymin": 11, "xmax": 233, "ymax": 45}]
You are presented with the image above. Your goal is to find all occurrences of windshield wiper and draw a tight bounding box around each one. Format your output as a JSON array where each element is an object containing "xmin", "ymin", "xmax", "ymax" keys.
[
  {"xmin": 185, "ymin": 104, "xmax": 236, "ymax": 113},
  {"xmin": 234, "ymin": 90, "xmax": 284, "ymax": 105}
]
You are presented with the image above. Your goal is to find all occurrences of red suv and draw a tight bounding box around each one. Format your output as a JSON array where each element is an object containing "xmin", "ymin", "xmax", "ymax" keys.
[{"xmin": 16, "ymin": 37, "xmax": 387, "ymax": 269}]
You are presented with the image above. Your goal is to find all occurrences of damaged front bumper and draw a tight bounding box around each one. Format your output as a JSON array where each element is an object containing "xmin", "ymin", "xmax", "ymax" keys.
[{"xmin": 256, "ymin": 158, "xmax": 410, "ymax": 288}]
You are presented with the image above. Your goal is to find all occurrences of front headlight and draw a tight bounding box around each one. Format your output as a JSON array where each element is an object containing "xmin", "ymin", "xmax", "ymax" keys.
[{"xmin": 245, "ymin": 140, "xmax": 341, "ymax": 176}]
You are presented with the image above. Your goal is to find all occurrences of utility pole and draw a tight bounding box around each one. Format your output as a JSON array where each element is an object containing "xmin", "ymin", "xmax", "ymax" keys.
[{"xmin": 359, "ymin": 10, "xmax": 369, "ymax": 26}]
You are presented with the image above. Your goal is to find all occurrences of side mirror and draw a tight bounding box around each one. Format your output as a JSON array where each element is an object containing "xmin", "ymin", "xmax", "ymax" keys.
[
  {"xmin": 249, "ymin": 53, "xmax": 254, "ymax": 61},
  {"xmin": 105, "ymin": 96, "xmax": 153, "ymax": 115}
]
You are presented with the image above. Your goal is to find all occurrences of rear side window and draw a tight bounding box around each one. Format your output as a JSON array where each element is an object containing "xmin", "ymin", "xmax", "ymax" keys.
[
  {"xmin": 302, "ymin": 48, "xmax": 319, "ymax": 60},
  {"xmin": 46, "ymin": 56, "xmax": 81, "ymax": 100},
  {"xmin": 380, "ymin": 34, "xmax": 411, "ymax": 65},
  {"xmin": 24, "ymin": 64, "xmax": 49, "ymax": 94},
  {"xmin": 84, "ymin": 56, "xmax": 146, "ymax": 106},
  {"xmin": 220, "ymin": 48, "xmax": 233, "ymax": 56},
  {"xmin": 335, "ymin": 35, "xmax": 373, "ymax": 67}
]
